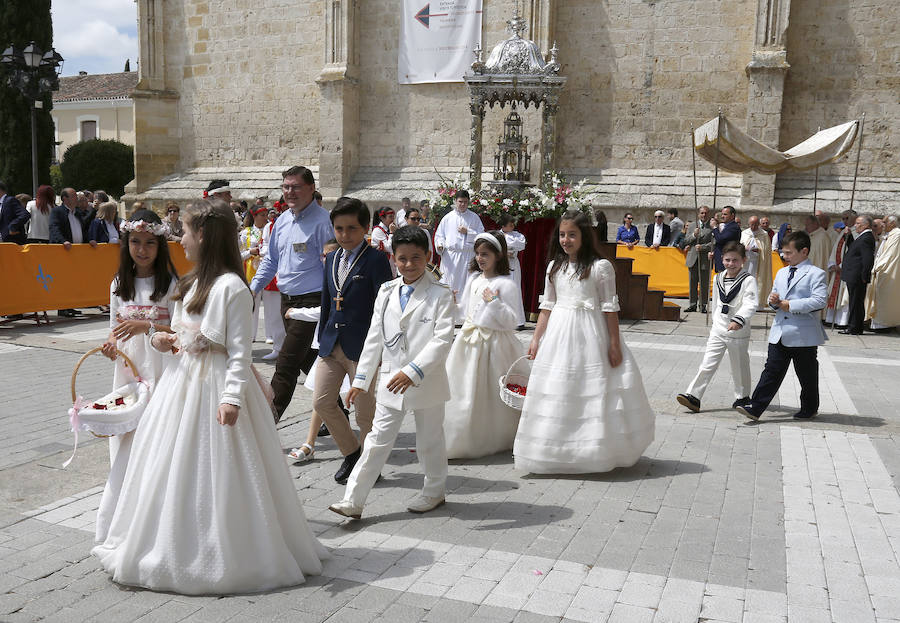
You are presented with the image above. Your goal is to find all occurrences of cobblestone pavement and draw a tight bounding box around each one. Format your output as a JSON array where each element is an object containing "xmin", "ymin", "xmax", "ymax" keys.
[{"xmin": 1, "ymin": 306, "xmax": 899, "ymax": 623}]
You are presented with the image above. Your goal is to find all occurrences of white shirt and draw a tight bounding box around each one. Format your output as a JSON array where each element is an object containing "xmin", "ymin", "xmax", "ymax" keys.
[
  {"xmin": 67, "ymin": 207, "xmax": 83, "ymax": 243},
  {"xmin": 652, "ymin": 223, "xmax": 664, "ymax": 246},
  {"xmin": 26, "ymin": 200, "xmax": 50, "ymax": 241},
  {"xmin": 105, "ymin": 221, "xmax": 119, "ymax": 244}
]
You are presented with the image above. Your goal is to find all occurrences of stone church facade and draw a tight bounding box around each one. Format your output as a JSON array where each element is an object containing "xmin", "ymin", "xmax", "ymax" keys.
[{"xmin": 128, "ymin": 0, "xmax": 898, "ymax": 220}]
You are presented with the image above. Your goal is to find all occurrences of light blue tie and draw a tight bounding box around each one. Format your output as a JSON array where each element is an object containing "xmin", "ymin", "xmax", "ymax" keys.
[{"xmin": 399, "ymin": 285, "xmax": 414, "ymax": 311}]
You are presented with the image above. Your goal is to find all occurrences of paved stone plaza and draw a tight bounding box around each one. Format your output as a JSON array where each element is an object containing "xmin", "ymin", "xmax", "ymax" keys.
[{"xmin": 1, "ymin": 307, "xmax": 899, "ymax": 623}]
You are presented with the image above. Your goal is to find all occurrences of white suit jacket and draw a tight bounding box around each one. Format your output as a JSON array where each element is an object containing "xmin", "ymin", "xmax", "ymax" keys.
[
  {"xmin": 352, "ymin": 271, "xmax": 455, "ymax": 410},
  {"xmin": 710, "ymin": 271, "xmax": 758, "ymax": 339},
  {"xmin": 768, "ymin": 259, "xmax": 828, "ymax": 347}
]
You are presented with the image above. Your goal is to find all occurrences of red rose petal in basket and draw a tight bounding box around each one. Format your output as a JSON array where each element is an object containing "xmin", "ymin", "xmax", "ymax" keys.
[{"xmin": 93, "ymin": 403, "xmax": 107, "ymax": 410}]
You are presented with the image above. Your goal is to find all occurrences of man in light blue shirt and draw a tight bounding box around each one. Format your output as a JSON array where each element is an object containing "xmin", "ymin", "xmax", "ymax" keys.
[{"xmin": 250, "ymin": 166, "xmax": 333, "ymax": 421}]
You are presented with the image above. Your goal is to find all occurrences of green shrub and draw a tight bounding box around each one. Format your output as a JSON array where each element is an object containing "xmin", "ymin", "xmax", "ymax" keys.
[
  {"xmin": 60, "ymin": 139, "xmax": 134, "ymax": 198},
  {"xmin": 49, "ymin": 164, "xmax": 62, "ymax": 194}
]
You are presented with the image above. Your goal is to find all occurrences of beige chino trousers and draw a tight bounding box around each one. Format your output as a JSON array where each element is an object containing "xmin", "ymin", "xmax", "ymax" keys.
[{"xmin": 313, "ymin": 344, "xmax": 375, "ymax": 456}]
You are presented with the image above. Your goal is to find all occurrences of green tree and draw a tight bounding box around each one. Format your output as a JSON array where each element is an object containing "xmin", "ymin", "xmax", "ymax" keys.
[
  {"xmin": 60, "ymin": 139, "xmax": 134, "ymax": 198},
  {"xmin": 0, "ymin": 0, "xmax": 55, "ymax": 195}
]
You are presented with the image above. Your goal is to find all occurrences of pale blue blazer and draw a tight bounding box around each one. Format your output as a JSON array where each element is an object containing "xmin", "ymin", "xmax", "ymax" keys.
[{"xmin": 768, "ymin": 259, "xmax": 828, "ymax": 347}]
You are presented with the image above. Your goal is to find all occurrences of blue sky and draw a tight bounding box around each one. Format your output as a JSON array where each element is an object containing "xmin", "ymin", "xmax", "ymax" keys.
[{"xmin": 51, "ymin": 0, "xmax": 139, "ymax": 77}]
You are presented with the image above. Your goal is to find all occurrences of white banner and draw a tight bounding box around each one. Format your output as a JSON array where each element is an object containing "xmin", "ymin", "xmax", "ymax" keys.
[{"xmin": 399, "ymin": 0, "xmax": 483, "ymax": 84}]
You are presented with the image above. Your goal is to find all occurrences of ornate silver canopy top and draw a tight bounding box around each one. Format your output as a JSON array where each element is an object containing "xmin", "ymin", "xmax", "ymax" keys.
[{"xmin": 470, "ymin": 11, "xmax": 560, "ymax": 76}]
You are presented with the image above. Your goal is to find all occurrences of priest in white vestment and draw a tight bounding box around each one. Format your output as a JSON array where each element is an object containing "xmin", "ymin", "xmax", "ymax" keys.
[
  {"xmin": 865, "ymin": 216, "xmax": 900, "ymax": 329},
  {"xmin": 817, "ymin": 210, "xmax": 840, "ymax": 246},
  {"xmin": 825, "ymin": 226, "xmax": 852, "ymax": 326},
  {"xmin": 806, "ymin": 215, "xmax": 832, "ymax": 272},
  {"xmin": 434, "ymin": 190, "xmax": 485, "ymax": 301},
  {"xmin": 740, "ymin": 215, "xmax": 772, "ymax": 308}
]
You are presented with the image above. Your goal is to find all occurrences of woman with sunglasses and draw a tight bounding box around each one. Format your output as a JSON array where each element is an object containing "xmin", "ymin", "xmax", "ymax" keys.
[{"xmin": 616, "ymin": 212, "xmax": 640, "ymax": 249}]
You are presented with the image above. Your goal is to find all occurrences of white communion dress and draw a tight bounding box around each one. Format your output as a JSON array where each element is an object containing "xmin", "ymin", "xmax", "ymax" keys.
[
  {"xmin": 513, "ymin": 259, "xmax": 655, "ymax": 474},
  {"xmin": 93, "ymin": 273, "xmax": 327, "ymax": 594},
  {"xmin": 95, "ymin": 276, "xmax": 177, "ymax": 544},
  {"xmin": 443, "ymin": 273, "xmax": 525, "ymax": 459}
]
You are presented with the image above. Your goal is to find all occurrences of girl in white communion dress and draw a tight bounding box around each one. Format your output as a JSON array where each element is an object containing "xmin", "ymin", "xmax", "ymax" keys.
[
  {"xmin": 93, "ymin": 198, "xmax": 327, "ymax": 595},
  {"xmin": 513, "ymin": 210, "xmax": 655, "ymax": 474}
]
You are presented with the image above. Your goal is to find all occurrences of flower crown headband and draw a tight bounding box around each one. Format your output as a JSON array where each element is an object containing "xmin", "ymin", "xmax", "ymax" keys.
[{"xmin": 121, "ymin": 220, "xmax": 168, "ymax": 236}]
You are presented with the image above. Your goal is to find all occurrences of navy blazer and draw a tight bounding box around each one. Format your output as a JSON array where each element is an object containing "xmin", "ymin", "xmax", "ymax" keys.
[
  {"xmin": 88, "ymin": 218, "xmax": 119, "ymax": 243},
  {"xmin": 0, "ymin": 194, "xmax": 29, "ymax": 244},
  {"xmin": 644, "ymin": 222, "xmax": 671, "ymax": 247},
  {"xmin": 49, "ymin": 205, "xmax": 89, "ymax": 243},
  {"xmin": 712, "ymin": 221, "xmax": 742, "ymax": 272},
  {"xmin": 318, "ymin": 245, "xmax": 393, "ymax": 362}
]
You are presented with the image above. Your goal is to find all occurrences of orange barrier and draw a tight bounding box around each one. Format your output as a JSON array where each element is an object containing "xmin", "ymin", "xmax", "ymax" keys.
[
  {"xmin": 614, "ymin": 245, "xmax": 786, "ymax": 298},
  {"xmin": 0, "ymin": 242, "xmax": 193, "ymax": 316},
  {"xmin": 1, "ymin": 242, "xmax": 787, "ymax": 315}
]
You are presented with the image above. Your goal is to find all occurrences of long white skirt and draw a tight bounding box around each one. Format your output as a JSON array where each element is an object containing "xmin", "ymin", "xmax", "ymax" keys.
[
  {"xmin": 443, "ymin": 326, "xmax": 523, "ymax": 459},
  {"xmin": 513, "ymin": 305, "xmax": 655, "ymax": 474},
  {"xmin": 92, "ymin": 347, "xmax": 328, "ymax": 595}
]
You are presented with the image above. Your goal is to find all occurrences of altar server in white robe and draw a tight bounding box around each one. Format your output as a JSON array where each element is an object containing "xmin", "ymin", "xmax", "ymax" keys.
[
  {"xmin": 434, "ymin": 189, "xmax": 484, "ymax": 302},
  {"xmin": 740, "ymin": 216, "xmax": 772, "ymax": 308},
  {"xmin": 498, "ymin": 213, "xmax": 527, "ymax": 326},
  {"xmin": 806, "ymin": 215, "xmax": 832, "ymax": 272},
  {"xmin": 677, "ymin": 241, "xmax": 758, "ymax": 413},
  {"xmin": 866, "ymin": 215, "xmax": 900, "ymax": 329}
]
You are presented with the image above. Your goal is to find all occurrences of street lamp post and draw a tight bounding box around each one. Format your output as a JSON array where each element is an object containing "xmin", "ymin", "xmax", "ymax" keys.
[{"xmin": 0, "ymin": 41, "xmax": 63, "ymax": 196}]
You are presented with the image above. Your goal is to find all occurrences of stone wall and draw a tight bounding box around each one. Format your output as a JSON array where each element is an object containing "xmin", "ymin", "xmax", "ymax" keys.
[
  {"xmin": 555, "ymin": 0, "xmax": 755, "ymax": 174},
  {"xmin": 168, "ymin": 0, "xmax": 325, "ymax": 169},
  {"xmin": 130, "ymin": 0, "xmax": 898, "ymax": 217}
]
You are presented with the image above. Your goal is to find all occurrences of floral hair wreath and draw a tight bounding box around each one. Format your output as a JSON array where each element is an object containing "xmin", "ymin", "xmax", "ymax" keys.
[{"xmin": 121, "ymin": 220, "xmax": 168, "ymax": 236}]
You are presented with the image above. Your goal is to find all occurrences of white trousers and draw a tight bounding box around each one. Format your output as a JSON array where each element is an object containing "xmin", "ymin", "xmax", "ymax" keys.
[
  {"xmin": 262, "ymin": 289, "xmax": 285, "ymax": 351},
  {"xmin": 685, "ymin": 332, "xmax": 751, "ymax": 400},
  {"xmin": 344, "ymin": 402, "xmax": 448, "ymax": 507}
]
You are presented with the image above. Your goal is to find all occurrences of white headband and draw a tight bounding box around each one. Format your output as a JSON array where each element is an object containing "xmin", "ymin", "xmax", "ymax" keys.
[
  {"xmin": 209, "ymin": 185, "xmax": 231, "ymax": 195},
  {"xmin": 474, "ymin": 232, "xmax": 503, "ymax": 253}
]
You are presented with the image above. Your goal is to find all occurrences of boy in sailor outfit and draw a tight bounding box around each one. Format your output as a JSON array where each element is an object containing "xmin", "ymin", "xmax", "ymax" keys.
[
  {"xmin": 329, "ymin": 226, "xmax": 455, "ymax": 519},
  {"xmin": 677, "ymin": 242, "xmax": 758, "ymax": 412}
]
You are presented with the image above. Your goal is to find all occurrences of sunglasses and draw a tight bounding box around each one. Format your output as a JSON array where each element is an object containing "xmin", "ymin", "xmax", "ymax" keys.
[
  {"xmin": 168, "ymin": 209, "xmax": 179, "ymax": 214},
  {"xmin": 407, "ymin": 216, "xmax": 421, "ymax": 222}
]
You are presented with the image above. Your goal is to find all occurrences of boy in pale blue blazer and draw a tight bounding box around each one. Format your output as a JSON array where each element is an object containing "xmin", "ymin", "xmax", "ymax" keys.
[{"xmin": 736, "ymin": 230, "xmax": 828, "ymax": 421}]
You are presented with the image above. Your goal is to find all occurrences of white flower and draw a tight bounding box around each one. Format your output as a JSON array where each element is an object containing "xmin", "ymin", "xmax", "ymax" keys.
[
  {"xmin": 502, "ymin": 198, "xmax": 513, "ymax": 206},
  {"xmin": 520, "ymin": 198, "xmax": 530, "ymax": 206}
]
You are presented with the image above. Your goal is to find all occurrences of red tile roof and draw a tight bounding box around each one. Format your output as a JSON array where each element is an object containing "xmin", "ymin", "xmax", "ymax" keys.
[{"xmin": 53, "ymin": 71, "xmax": 139, "ymax": 102}]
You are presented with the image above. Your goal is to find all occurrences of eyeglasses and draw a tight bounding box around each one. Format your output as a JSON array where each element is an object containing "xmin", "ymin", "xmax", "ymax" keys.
[
  {"xmin": 168, "ymin": 209, "xmax": 179, "ymax": 214},
  {"xmin": 280, "ymin": 184, "xmax": 307, "ymax": 193},
  {"xmin": 407, "ymin": 217, "xmax": 421, "ymax": 222},
  {"xmin": 625, "ymin": 217, "xmax": 633, "ymax": 220}
]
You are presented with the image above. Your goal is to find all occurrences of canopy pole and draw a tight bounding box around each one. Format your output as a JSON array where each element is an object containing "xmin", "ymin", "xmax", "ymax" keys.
[
  {"xmin": 708, "ymin": 108, "xmax": 723, "ymax": 327},
  {"xmin": 849, "ymin": 113, "xmax": 865, "ymax": 213},
  {"xmin": 813, "ymin": 126, "xmax": 821, "ymax": 217},
  {"xmin": 690, "ymin": 123, "xmax": 702, "ymax": 322}
]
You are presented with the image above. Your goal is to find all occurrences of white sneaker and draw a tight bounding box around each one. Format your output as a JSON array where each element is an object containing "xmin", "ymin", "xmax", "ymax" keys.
[
  {"xmin": 328, "ymin": 500, "xmax": 363, "ymax": 520},
  {"xmin": 407, "ymin": 495, "xmax": 445, "ymax": 514},
  {"xmin": 262, "ymin": 350, "xmax": 279, "ymax": 361},
  {"xmin": 265, "ymin": 338, "xmax": 274, "ymax": 344}
]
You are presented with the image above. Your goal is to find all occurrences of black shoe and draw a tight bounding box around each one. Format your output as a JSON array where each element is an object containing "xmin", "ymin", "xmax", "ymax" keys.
[
  {"xmin": 334, "ymin": 448, "xmax": 362, "ymax": 484},
  {"xmin": 317, "ymin": 423, "xmax": 331, "ymax": 437},
  {"xmin": 732, "ymin": 397, "xmax": 751, "ymax": 409},
  {"xmin": 700, "ymin": 306, "xmax": 707, "ymax": 314},
  {"xmin": 792, "ymin": 411, "xmax": 817, "ymax": 419},
  {"xmin": 838, "ymin": 329, "xmax": 862, "ymax": 335},
  {"xmin": 676, "ymin": 393, "xmax": 701, "ymax": 413},
  {"xmin": 684, "ymin": 305, "xmax": 697, "ymax": 313},
  {"xmin": 736, "ymin": 405, "xmax": 760, "ymax": 421}
]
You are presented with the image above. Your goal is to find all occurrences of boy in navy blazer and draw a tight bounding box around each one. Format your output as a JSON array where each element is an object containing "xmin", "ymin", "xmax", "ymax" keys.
[
  {"xmin": 314, "ymin": 197, "xmax": 393, "ymax": 484},
  {"xmin": 737, "ymin": 230, "xmax": 828, "ymax": 421}
]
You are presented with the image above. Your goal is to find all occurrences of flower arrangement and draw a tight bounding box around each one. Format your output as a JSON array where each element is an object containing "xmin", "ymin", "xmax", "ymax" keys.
[
  {"xmin": 121, "ymin": 220, "xmax": 168, "ymax": 236},
  {"xmin": 427, "ymin": 171, "xmax": 474, "ymax": 226}
]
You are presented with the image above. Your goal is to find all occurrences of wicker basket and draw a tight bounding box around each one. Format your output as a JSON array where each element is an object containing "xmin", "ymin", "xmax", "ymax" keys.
[
  {"xmin": 498, "ymin": 355, "xmax": 532, "ymax": 411},
  {"xmin": 70, "ymin": 346, "xmax": 146, "ymax": 438}
]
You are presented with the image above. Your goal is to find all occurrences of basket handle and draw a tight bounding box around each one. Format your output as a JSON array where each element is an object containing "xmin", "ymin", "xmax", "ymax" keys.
[
  {"xmin": 504, "ymin": 355, "xmax": 532, "ymax": 380},
  {"xmin": 70, "ymin": 346, "xmax": 140, "ymax": 403}
]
